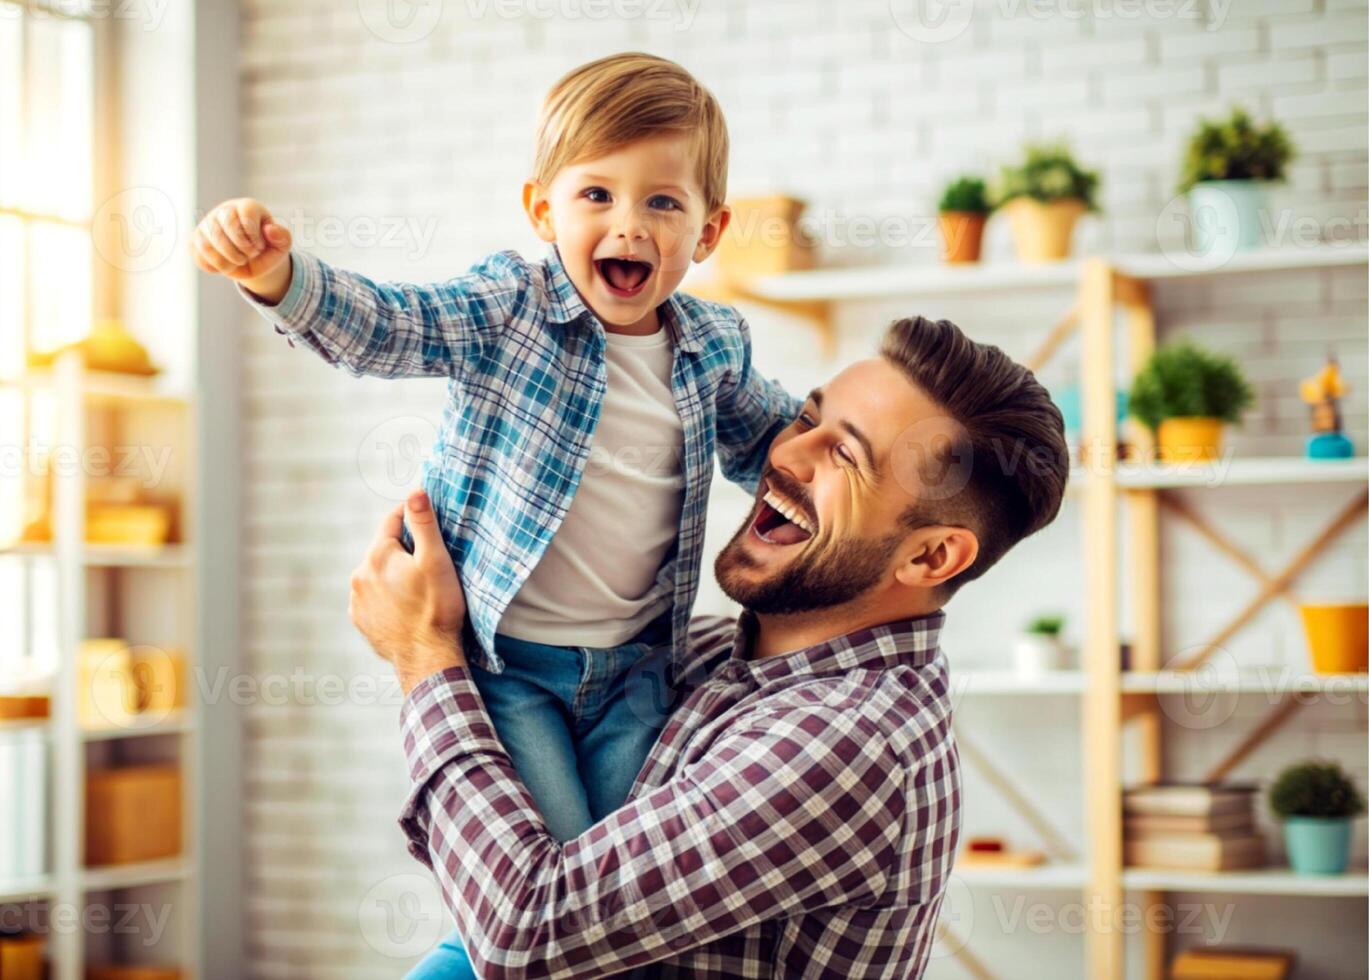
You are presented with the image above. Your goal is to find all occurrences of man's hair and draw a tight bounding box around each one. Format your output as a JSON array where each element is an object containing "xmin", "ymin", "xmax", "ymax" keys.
[
  {"xmin": 880, "ymin": 316, "xmax": 1069, "ymax": 598},
  {"xmin": 533, "ymin": 52, "xmax": 729, "ymax": 213}
]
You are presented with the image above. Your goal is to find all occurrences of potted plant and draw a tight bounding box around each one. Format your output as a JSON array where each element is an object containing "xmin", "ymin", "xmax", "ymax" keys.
[
  {"xmin": 937, "ymin": 176, "xmax": 991, "ymax": 264},
  {"xmin": 992, "ymin": 143, "xmax": 1100, "ymax": 263},
  {"xmin": 1179, "ymin": 108, "xmax": 1294, "ymax": 256},
  {"xmin": 1268, "ymin": 760, "xmax": 1366, "ymax": 874},
  {"xmin": 1128, "ymin": 340, "xmax": 1254, "ymax": 462},
  {"xmin": 1014, "ymin": 614, "xmax": 1068, "ymax": 676}
]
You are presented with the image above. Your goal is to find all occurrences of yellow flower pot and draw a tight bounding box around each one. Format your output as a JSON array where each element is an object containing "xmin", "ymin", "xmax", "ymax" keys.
[
  {"xmin": 1156, "ymin": 417, "xmax": 1224, "ymax": 462},
  {"xmin": 1300, "ymin": 603, "xmax": 1369, "ymax": 673},
  {"xmin": 1003, "ymin": 198, "xmax": 1087, "ymax": 263}
]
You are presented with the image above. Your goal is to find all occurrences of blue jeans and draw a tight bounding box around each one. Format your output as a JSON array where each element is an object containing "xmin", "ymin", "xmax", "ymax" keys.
[{"xmin": 405, "ymin": 609, "xmax": 674, "ymax": 979}]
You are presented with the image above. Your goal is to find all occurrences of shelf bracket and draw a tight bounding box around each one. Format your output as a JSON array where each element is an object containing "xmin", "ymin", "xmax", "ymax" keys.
[
  {"xmin": 1170, "ymin": 488, "xmax": 1369, "ymax": 671},
  {"xmin": 953, "ymin": 722, "xmax": 1079, "ymax": 861}
]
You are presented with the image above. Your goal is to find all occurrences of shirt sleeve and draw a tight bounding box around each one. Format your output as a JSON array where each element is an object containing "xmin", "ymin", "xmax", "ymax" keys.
[
  {"xmin": 713, "ymin": 314, "xmax": 803, "ymax": 494},
  {"xmin": 237, "ymin": 249, "xmax": 530, "ymax": 380},
  {"xmin": 397, "ymin": 667, "xmax": 905, "ymax": 980}
]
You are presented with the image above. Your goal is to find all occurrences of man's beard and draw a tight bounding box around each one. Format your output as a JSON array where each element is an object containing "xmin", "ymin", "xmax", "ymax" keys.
[{"xmin": 714, "ymin": 512, "xmax": 903, "ymax": 616}]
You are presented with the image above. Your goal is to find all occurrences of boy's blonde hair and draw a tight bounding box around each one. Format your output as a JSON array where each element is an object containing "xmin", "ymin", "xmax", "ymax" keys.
[{"xmin": 533, "ymin": 53, "xmax": 729, "ymax": 213}]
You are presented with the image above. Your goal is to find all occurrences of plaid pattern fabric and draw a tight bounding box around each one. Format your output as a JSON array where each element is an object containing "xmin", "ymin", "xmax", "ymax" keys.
[
  {"xmin": 240, "ymin": 244, "xmax": 801, "ymax": 671},
  {"xmin": 398, "ymin": 610, "xmax": 961, "ymax": 978}
]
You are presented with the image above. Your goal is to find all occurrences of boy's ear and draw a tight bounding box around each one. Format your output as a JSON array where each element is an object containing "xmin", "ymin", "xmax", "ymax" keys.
[
  {"xmin": 691, "ymin": 204, "xmax": 731, "ymax": 263},
  {"xmin": 523, "ymin": 181, "xmax": 556, "ymax": 242}
]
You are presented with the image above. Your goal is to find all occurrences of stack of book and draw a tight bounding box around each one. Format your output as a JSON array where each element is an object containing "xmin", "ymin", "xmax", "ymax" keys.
[{"xmin": 1123, "ymin": 781, "xmax": 1265, "ymax": 871}]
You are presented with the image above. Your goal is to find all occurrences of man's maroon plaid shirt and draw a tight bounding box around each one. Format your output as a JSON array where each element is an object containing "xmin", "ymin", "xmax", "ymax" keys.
[{"xmin": 399, "ymin": 609, "xmax": 961, "ymax": 978}]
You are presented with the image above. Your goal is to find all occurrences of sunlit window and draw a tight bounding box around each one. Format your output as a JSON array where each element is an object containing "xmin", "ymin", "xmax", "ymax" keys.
[{"xmin": 0, "ymin": 0, "xmax": 96, "ymax": 670}]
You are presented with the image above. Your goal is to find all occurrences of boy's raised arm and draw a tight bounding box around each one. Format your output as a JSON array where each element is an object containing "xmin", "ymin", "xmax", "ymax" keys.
[
  {"xmin": 191, "ymin": 197, "xmax": 524, "ymax": 380},
  {"xmin": 714, "ymin": 314, "xmax": 804, "ymax": 493}
]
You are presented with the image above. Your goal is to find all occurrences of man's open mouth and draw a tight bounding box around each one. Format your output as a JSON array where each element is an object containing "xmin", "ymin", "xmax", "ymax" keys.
[
  {"xmin": 595, "ymin": 257, "xmax": 654, "ymax": 298},
  {"xmin": 750, "ymin": 481, "xmax": 816, "ymax": 546}
]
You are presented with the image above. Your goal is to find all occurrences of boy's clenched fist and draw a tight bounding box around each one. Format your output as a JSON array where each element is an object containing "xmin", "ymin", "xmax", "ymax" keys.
[{"xmin": 190, "ymin": 197, "xmax": 293, "ymax": 303}]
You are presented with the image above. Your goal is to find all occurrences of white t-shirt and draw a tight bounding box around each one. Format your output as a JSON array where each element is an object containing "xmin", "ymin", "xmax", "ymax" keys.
[{"xmin": 497, "ymin": 326, "xmax": 685, "ymax": 648}]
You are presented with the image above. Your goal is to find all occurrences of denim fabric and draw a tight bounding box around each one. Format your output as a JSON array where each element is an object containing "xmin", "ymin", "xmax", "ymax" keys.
[{"xmin": 405, "ymin": 610, "xmax": 673, "ymax": 979}]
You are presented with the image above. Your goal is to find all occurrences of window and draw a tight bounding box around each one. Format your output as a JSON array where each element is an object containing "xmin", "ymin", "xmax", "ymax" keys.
[{"xmin": 1, "ymin": 0, "xmax": 97, "ymax": 670}]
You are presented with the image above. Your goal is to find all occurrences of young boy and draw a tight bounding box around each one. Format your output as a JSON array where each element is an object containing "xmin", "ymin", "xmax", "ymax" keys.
[{"xmin": 191, "ymin": 51, "xmax": 802, "ymax": 972}]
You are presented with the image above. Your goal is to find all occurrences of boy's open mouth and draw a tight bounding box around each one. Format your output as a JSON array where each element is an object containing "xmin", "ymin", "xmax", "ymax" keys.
[
  {"xmin": 595, "ymin": 257, "xmax": 654, "ymax": 298},
  {"xmin": 750, "ymin": 481, "xmax": 816, "ymax": 546}
]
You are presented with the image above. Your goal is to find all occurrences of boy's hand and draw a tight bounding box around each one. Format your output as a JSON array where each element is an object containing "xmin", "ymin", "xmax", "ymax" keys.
[{"xmin": 190, "ymin": 198, "xmax": 294, "ymax": 304}]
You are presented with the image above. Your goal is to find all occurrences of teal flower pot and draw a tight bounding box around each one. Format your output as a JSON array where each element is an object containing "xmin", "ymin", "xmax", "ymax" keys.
[
  {"xmin": 1188, "ymin": 180, "xmax": 1267, "ymax": 258},
  {"xmin": 1282, "ymin": 816, "xmax": 1353, "ymax": 874}
]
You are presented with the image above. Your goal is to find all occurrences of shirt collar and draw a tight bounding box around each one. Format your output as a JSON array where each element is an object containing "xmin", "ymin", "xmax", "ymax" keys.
[
  {"xmin": 543, "ymin": 243, "xmax": 703, "ymax": 354},
  {"xmin": 722, "ymin": 608, "xmax": 947, "ymax": 684}
]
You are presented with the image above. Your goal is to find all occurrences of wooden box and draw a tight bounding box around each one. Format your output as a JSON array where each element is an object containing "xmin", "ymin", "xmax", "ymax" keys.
[
  {"xmin": 85, "ymin": 766, "xmax": 181, "ymax": 866},
  {"xmin": 0, "ymin": 934, "xmax": 44, "ymax": 980},
  {"xmin": 86, "ymin": 967, "xmax": 182, "ymax": 980}
]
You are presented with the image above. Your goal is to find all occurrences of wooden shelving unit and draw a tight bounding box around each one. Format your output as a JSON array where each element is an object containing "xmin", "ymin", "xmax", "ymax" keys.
[
  {"xmin": 732, "ymin": 244, "xmax": 1369, "ymax": 980},
  {"xmin": 0, "ymin": 355, "xmax": 201, "ymax": 980}
]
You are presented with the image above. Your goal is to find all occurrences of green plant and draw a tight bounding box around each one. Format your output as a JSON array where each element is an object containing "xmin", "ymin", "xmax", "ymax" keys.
[
  {"xmin": 1179, "ymin": 108, "xmax": 1295, "ymax": 193},
  {"xmin": 1026, "ymin": 614, "xmax": 1065, "ymax": 636},
  {"xmin": 992, "ymin": 143, "xmax": 1100, "ymax": 211},
  {"xmin": 1269, "ymin": 760, "xmax": 1367, "ymax": 820},
  {"xmin": 938, "ymin": 176, "xmax": 991, "ymax": 214},
  {"xmin": 1128, "ymin": 340, "xmax": 1255, "ymax": 432}
]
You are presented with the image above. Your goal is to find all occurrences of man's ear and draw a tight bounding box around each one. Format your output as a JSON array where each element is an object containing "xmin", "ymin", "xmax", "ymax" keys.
[
  {"xmin": 523, "ymin": 180, "xmax": 556, "ymax": 243},
  {"xmin": 692, "ymin": 204, "xmax": 731, "ymax": 262},
  {"xmin": 894, "ymin": 525, "xmax": 979, "ymax": 592}
]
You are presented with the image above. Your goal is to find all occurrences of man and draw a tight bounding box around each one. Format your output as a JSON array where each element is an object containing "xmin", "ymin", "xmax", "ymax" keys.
[{"xmin": 349, "ymin": 315, "xmax": 1069, "ymax": 978}]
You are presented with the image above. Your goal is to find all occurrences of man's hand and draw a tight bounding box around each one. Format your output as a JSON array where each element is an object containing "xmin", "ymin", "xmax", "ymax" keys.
[
  {"xmin": 349, "ymin": 490, "xmax": 467, "ymax": 694},
  {"xmin": 189, "ymin": 197, "xmax": 294, "ymax": 303}
]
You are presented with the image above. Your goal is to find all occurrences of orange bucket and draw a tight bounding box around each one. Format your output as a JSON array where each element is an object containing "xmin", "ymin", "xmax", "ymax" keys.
[{"xmin": 1300, "ymin": 603, "xmax": 1369, "ymax": 673}]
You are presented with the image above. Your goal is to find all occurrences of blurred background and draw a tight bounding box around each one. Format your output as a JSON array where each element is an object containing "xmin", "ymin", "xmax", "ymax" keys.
[{"xmin": 0, "ymin": 0, "xmax": 1366, "ymax": 977}]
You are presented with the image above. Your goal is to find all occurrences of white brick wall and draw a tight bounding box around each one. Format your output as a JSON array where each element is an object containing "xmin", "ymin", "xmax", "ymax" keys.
[{"xmin": 236, "ymin": 0, "xmax": 1369, "ymax": 976}]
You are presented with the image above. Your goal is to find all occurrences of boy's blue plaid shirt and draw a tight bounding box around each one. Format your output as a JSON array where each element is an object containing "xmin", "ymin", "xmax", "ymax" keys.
[{"xmin": 240, "ymin": 243, "xmax": 801, "ymax": 672}]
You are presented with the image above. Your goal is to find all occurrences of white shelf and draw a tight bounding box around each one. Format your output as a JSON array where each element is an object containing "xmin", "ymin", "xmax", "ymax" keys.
[
  {"xmin": 0, "ymin": 542, "xmax": 193, "ymax": 568},
  {"xmin": 1114, "ymin": 243, "xmax": 1369, "ymax": 281},
  {"xmin": 1123, "ymin": 864, "xmax": 1369, "ymax": 897},
  {"xmin": 2, "ymin": 369, "xmax": 189, "ymax": 407},
  {"xmin": 81, "ymin": 710, "xmax": 194, "ymax": 742},
  {"xmin": 81, "ymin": 858, "xmax": 193, "ymax": 893},
  {"xmin": 957, "ymin": 861, "xmax": 1088, "ymax": 890},
  {"xmin": 955, "ymin": 670, "xmax": 1087, "ymax": 694},
  {"xmin": 0, "ymin": 873, "xmax": 55, "ymax": 903},
  {"xmin": 1121, "ymin": 671, "xmax": 1369, "ymax": 695},
  {"xmin": 1109, "ymin": 456, "xmax": 1368, "ymax": 490},
  {"xmin": 745, "ymin": 244, "xmax": 1368, "ymax": 303}
]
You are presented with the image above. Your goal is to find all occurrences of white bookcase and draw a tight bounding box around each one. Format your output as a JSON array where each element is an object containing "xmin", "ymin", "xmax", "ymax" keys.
[{"xmin": 1, "ymin": 354, "xmax": 200, "ymax": 980}]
